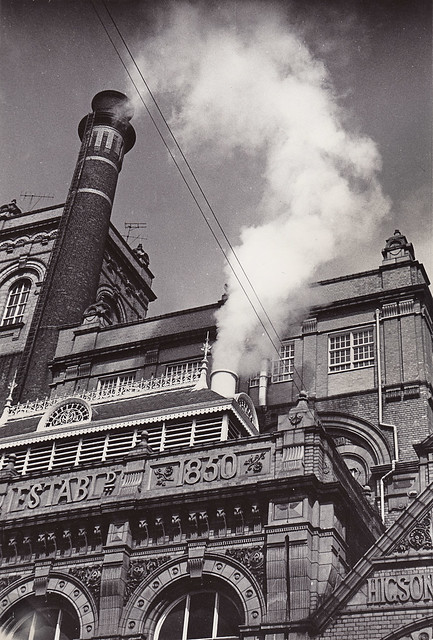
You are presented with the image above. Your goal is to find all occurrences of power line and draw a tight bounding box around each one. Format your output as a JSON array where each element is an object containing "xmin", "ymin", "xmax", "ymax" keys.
[
  {"xmin": 99, "ymin": 0, "xmax": 284, "ymax": 353},
  {"xmin": 90, "ymin": 0, "xmax": 305, "ymax": 393}
]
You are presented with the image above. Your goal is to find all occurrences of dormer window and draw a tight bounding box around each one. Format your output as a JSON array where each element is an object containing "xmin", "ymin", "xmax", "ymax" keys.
[{"xmin": 2, "ymin": 278, "xmax": 31, "ymax": 326}]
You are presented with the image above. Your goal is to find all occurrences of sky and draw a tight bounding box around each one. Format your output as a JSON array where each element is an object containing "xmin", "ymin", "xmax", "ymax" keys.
[{"xmin": 0, "ymin": 0, "xmax": 431, "ymax": 330}]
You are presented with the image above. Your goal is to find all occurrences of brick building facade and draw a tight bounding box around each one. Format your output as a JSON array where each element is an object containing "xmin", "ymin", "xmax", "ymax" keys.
[{"xmin": 0, "ymin": 91, "xmax": 431, "ymax": 640}]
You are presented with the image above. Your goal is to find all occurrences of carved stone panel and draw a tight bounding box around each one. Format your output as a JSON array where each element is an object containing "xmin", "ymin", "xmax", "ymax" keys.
[
  {"xmin": 69, "ymin": 564, "xmax": 102, "ymax": 605},
  {"xmin": 124, "ymin": 557, "xmax": 171, "ymax": 604},
  {"xmin": 225, "ymin": 547, "xmax": 265, "ymax": 590}
]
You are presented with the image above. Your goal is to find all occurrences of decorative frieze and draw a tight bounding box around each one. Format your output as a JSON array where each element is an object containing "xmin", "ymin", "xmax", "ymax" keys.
[
  {"xmin": 225, "ymin": 547, "xmax": 265, "ymax": 589},
  {"xmin": 150, "ymin": 449, "xmax": 270, "ymax": 490},
  {"xmin": 69, "ymin": 564, "xmax": 102, "ymax": 605},
  {"xmin": 392, "ymin": 514, "xmax": 432, "ymax": 553},
  {"xmin": 124, "ymin": 557, "xmax": 171, "ymax": 604}
]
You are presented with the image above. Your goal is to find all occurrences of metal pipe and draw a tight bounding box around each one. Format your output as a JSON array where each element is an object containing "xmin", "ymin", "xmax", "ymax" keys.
[
  {"xmin": 380, "ymin": 461, "xmax": 396, "ymax": 522},
  {"xmin": 258, "ymin": 358, "xmax": 270, "ymax": 406},
  {"xmin": 375, "ymin": 309, "xmax": 383, "ymax": 424},
  {"xmin": 376, "ymin": 308, "xmax": 399, "ymax": 522}
]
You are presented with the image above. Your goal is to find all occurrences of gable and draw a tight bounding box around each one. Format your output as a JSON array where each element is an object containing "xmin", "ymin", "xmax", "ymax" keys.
[{"xmin": 313, "ymin": 481, "xmax": 433, "ymax": 632}]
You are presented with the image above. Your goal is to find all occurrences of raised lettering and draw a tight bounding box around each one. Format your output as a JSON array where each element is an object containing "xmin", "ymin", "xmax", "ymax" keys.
[
  {"xmin": 74, "ymin": 476, "xmax": 90, "ymax": 502},
  {"xmin": 55, "ymin": 479, "xmax": 72, "ymax": 504},
  {"xmin": 220, "ymin": 454, "xmax": 237, "ymax": 479},
  {"xmin": 45, "ymin": 481, "xmax": 56, "ymax": 507},
  {"xmin": 397, "ymin": 576, "xmax": 410, "ymax": 602},
  {"xmin": 27, "ymin": 483, "xmax": 44, "ymax": 510},
  {"xmin": 203, "ymin": 458, "xmax": 219, "ymax": 482},
  {"xmin": 410, "ymin": 575, "xmax": 423, "ymax": 601},
  {"xmin": 384, "ymin": 577, "xmax": 397, "ymax": 602},
  {"xmin": 184, "ymin": 459, "xmax": 202, "ymax": 484},
  {"xmin": 368, "ymin": 578, "xmax": 379, "ymax": 604},
  {"xmin": 424, "ymin": 574, "xmax": 433, "ymax": 600}
]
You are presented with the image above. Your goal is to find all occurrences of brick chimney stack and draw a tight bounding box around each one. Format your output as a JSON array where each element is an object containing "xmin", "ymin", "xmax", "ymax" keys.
[{"xmin": 15, "ymin": 91, "xmax": 136, "ymax": 402}]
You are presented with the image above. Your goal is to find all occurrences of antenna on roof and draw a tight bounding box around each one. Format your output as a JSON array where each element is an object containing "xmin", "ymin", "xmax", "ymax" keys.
[
  {"xmin": 123, "ymin": 221, "xmax": 147, "ymax": 245},
  {"xmin": 20, "ymin": 193, "xmax": 54, "ymax": 211}
]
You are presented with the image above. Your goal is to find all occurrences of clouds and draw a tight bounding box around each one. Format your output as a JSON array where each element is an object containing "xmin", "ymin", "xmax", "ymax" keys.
[{"xmin": 136, "ymin": 1, "xmax": 390, "ymax": 373}]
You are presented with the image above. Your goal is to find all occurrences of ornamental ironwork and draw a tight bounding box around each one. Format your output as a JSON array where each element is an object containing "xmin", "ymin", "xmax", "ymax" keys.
[
  {"xmin": 8, "ymin": 370, "xmax": 201, "ymax": 419},
  {"xmin": 45, "ymin": 401, "xmax": 90, "ymax": 427}
]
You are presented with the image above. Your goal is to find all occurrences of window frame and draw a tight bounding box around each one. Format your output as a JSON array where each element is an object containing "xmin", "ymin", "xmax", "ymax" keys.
[
  {"xmin": 164, "ymin": 360, "xmax": 201, "ymax": 379},
  {"xmin": 328, "ymin": 327, "xmax": 374, "ymax": 373},
  {"xmin": 155, "ymin": 590, "xmax": 241, "ymax": 640},
  {"xmin": 271, "ymin": 343, "xmax": 295, "ymax": 383},
  {"xmin": 1, "ymin": 277, "xmax": 32, "ymax": 326}
]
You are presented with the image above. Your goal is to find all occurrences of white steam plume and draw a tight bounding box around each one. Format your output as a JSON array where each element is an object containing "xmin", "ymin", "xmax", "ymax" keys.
[{"xmin": 138, "ymin": 2, "xmax": 390, "ymax": 375}]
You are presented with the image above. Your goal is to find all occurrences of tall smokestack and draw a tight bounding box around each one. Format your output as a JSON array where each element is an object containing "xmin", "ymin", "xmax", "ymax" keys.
[{"xmin": 15, "ymin": 91, "xmax": 136, "ymax": 402}]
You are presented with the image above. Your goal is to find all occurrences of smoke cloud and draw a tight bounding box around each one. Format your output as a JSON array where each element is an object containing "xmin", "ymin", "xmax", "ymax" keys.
[{"xmin": 138, "ymin": 2, "xmax": 390, "ymax": 375}]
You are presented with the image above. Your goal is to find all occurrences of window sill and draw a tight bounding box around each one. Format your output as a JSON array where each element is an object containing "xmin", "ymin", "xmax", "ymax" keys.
[
  {"xmin": 328, "ymin": 364, "xmax": 374, "ymax": 374},
  {"xmin": 0, "ymin": 321, "xmax": 24, "ymax": 332}
]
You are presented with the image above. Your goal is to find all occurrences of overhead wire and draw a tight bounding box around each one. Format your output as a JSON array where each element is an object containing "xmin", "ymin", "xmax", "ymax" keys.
[
  {"xmin": 99, "ymin": 0, "xmax": 285, "ymax": 355},
  {"xmin": 90, "ymin": 0, "xmax": 306, "ymax": 393}
]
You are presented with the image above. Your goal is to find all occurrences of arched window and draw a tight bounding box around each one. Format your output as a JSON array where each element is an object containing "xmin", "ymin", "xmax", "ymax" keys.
[
  {"xmin": 2, "ymin": 278, "xmax": 31, "ymax": 326},
  {"xmin": 0, "ymin": 595, "xmax": 79, "ymax": 640},
  {"xmin": 156, "ymin": 591, "xmax": 241, "ymax": 640}
]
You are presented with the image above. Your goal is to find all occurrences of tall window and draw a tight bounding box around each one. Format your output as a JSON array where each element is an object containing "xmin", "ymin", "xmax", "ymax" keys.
[
  {"xmin": 0, "ymin": 597, "xmax": 79, "ymax": 640},
  {"xmin": 2, "ymin": 278, "xmax": 31, "ymax": 326},
  {"xmin": 329, "ymin": 328, "xmax": 374, "ymax": 372},
  {"xmin": 271, "ymin": 343, "xmax": 295, "ymax": 383},
  {"xmin": 156, "ymin": 591, "xmax": 241, "ymax": 640}
]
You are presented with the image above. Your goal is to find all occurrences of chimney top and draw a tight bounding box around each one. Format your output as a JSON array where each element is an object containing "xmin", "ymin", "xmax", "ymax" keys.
[{"xmin": 91, "ymin": 90, "xmax": 134, "ymax": 121}]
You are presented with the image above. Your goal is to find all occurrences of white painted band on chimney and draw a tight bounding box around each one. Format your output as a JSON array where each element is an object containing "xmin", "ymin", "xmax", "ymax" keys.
[{"xmin": 210, "ymin": 369, "xmax": 238, "ymax": 398}]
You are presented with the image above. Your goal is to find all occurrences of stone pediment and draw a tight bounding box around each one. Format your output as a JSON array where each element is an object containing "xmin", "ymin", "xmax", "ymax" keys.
[{"xmin": 312, "ymin": 481, "xmax": 433, "ymax": 632}]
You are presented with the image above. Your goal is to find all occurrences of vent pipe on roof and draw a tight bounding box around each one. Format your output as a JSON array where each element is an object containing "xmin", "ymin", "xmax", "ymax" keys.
[
  {"xmin": 258, "ymin": 358, "xmax": 270, "ymax": 406},
  {"xmin": 210, "ymin": 369, "xmax": 238, "ymax": 398}
]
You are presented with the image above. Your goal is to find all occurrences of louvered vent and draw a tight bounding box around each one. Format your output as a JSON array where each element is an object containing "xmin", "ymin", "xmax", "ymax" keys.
[
  {"xmin": 194, "ymin": 417, "xmax": 224, "ymax": 445},
  {"xmin": 163, "ymin": 420, "xmax": 193, "ymax": 450},
  {"xmin": 0, "ymin": 411, "xmax": 241, "ymax": 476},
  {"xmin": 51, "ymin": 439, "xmax": 79, "ymax": 469},
  {"xmin": 78, "ymin": 435, "xmax": 106, "ymax": 464},
  {"xmin": 105, "ymin": 430, "xmax": 137, "ymax": 458}
]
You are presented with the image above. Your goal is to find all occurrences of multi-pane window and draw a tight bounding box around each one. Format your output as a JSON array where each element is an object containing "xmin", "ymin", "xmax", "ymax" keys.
[
  {"xmin": 2, "ymin": 279, "xmax": 31, "ymax": 325},
  {"xmin": 0, "ymin": 602, "xmax": 79, "ymax": 640},
  {"xmin": 165, "ymin": 361, "xmax": 200, "ymax": 379},
  {"xmin": 271, "ymin": 343, "xmax": 295, "ymax": 383},
  {"xmin": 329, "ymin": 328, "xmax": 374, "ymax": 372},
  {"xmin": 98, "ymin": 373, "xmax": 136, "ymax": 394},
  {"xmin": 248, "ymin": 374, "xmax": 259, "ymax": 388},
  {"xmin": 157, "ymin": 591, "xmax": 241, "ymax": 640}
]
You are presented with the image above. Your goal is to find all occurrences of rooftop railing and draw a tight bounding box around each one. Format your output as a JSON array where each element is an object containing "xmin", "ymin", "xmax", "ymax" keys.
[{"xmin": 6, "ymin": 369, "xmax": 201, "ymax": 419}]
